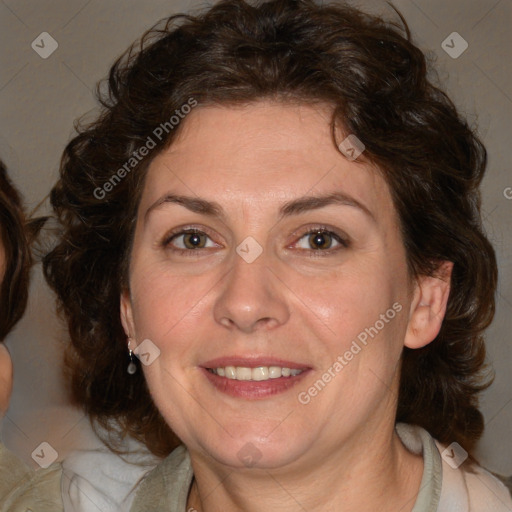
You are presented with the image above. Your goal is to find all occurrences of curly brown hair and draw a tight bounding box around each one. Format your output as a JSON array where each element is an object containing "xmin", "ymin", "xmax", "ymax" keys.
[
  {"xmin": 43, "ymin": 0, "xmax": 497, "ymax": 457},
  {"xmin": 0, "ymin": 160, "xmax": 34, "ymax": 340}
]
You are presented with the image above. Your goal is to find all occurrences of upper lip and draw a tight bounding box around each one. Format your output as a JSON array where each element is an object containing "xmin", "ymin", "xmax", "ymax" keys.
[{"xmin": 201, "ymin": 356, "xmax": 311, "ymax": 370}]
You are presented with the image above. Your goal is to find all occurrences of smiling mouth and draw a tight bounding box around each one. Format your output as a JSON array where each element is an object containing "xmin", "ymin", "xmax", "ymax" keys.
[{"xmin": 207, "ymin": 366, "xmax": 305, "ymax": 381}]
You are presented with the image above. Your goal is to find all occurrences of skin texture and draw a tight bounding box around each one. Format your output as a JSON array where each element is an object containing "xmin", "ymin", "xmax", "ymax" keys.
[
  {"xmin": 0, "ymin": 344, "xmax": 12, "ymax": 417},
  {"xmin": 0, "ymin": 239, "xmax": 13, "ymax": 417},
  {"xmin": 121, "ymin": 101, "xmax": 452, "ymax": 512}
]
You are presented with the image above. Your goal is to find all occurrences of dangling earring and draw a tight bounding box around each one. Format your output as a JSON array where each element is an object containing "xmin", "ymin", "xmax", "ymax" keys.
[{"xmin": 127, "ymin": 338, "xmax": 137, "ymax": 375}]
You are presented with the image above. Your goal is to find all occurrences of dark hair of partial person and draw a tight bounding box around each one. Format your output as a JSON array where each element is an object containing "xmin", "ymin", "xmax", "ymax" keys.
[
  {"xmin": 42, "ymin": 0, "xmax": 497, "ymax": 458},
  {"xmin": 0, "ymin": 160, "xmax": 35, "ymax": 340}
]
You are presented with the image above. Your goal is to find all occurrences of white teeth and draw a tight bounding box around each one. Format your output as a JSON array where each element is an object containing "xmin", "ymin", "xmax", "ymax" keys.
[
  {"xmin": 236, "ymin": 367, "xmax": 252, "ymax": 381},
  {"xmin": 268, "ymin": 366, "xmax": 282, "ymax": 379},
  {"xmin": 210, "ymin": 366, "xmax": 304, "ymax": 381},
  {"xmin": 252, "ymin": 367, "xmax": 269, "ymax": 381},
  {"xmin": 225, "ymin": 366, "xmax": 236, "ymax": 379}
]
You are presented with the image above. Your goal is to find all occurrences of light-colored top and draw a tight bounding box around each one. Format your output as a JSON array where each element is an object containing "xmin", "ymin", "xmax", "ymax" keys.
[
  {"xmin": 1, "ymin": 424, "xmax": 511, "ymax": 511},
  {"xmin": 129, "ymin": 423, "xmax": 512, "ymax": 512},
  {"xmin": 60, "ymin": 438, "xmax": 161, "ymax": 512},
  {"xmin": 0, "ymin": 442, "xmax": 63, "ymax": 511},
  {"xmin": 0, "ymin": 439, "xmax": 158, "ymax": 512}
]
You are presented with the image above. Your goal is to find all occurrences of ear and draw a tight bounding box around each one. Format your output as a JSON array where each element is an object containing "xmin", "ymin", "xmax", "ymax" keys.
[
  {"xmin": 120, "ymin": 289, "xmax": 136, "ymax": 340},
  {"xmin": 404, "ymin": 261, "xmax": 453, "ymax": 349}
]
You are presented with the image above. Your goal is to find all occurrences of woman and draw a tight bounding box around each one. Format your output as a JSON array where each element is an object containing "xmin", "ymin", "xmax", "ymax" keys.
[
  {"xmin": 0, "ymin": 160, "xmax": 63, "ymax": 510},
  {"xmin": 41, "ymin": 0, "xmax": 511, "ymax": 510}
]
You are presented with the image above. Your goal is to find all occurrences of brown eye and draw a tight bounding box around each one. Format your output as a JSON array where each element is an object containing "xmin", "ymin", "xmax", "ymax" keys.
[
  {"xmin": 294, "ymin": 228, "xmax": 349, "ymax": 253},
  {"xmin": 166, "ymin": 229, "xmax": 216, "ymax": 251},
  {"xmin": 308, "ymin": 231, "xmax": 334, "ymax": 250},
  {"xmin": 182, "ymin": 232, "xmax": 207, "ymax": 249}
]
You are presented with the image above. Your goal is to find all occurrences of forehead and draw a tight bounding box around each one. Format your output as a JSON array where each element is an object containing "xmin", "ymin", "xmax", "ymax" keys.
[{"xmin": 139, "ymin": 101, "xmax": 397, "ymax": 224}]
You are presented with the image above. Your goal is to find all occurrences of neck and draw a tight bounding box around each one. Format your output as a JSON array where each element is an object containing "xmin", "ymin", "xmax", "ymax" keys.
[{"xmin": 186, "ymin": 422, "xmax": 423, "ymax": 512}]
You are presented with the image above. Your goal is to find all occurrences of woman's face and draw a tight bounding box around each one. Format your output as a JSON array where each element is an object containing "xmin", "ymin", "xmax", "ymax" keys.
[{"xmin": 122, "ymin": 101, "xmax": 421, "ymax": 470}]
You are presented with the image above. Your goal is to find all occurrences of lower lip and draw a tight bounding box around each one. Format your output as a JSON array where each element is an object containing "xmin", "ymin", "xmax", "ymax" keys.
[{"xmin": 201, "ymin": 368, "xmax": 311, "ymax": 400}]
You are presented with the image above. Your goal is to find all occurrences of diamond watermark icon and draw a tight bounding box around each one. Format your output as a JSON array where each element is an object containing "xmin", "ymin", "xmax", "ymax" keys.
[
  {"xmin": 441, "ymin": 32, "xmax": 468, "ymax": 59},
  {"xmin": 31, "ymin": 32, "xmax": 59, "ymax": 59},
  {"xmin": 31, "ymin": 441, "xmax": 58, "ymax": 468},
  {"xmin": 338, "ymin": 134, "xmax": 365, "ymax": 161},
  {"xmin": 133, "ymin": 338, "xmax": 161, "ymax": 366},
  {"xmin": 441, "ymin": 442, "xmax": 468, "ymax": 469},
  {"xmin": 236, "ymin": 236, "xmax": 263, "ymax": 263},
  {"xmin": 237, "ymin": 442, "xmax": 262, "ymax": 467}
]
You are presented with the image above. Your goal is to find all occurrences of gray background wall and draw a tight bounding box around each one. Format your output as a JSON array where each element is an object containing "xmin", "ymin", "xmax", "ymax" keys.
[{"xmin": 1, "ymin": 0, "xmax": 511, "ymax": 474}]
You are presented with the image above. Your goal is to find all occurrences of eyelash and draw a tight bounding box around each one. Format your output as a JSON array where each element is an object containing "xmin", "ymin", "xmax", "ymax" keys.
[
  {"xmin": 293, "ymin": 226, "xmax": 349, "ymax": 255},
  {"xmin": 161, "ymin": 225, "xmax": 350, "ymax": 257}
]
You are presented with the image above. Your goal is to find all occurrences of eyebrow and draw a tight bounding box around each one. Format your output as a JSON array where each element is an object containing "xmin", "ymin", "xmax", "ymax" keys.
[{"xmin": 145, "ymin": 191, "xmax": 375, "ymax": 223}]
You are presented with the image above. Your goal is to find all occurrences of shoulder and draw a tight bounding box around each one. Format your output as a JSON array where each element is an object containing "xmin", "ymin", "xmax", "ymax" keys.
[
  {"xmin": 60, "ymin": 438, "xmax": 161, "ymax": 511},
  {"xmin": 433, "ymin": 439, "xmax": 512, "ymax": 512},
  {"xmin": 0, "ymin": 442, "xmax": 63, "ymax": 512},
  {"xmin": 130, "ymin": 444, "xmax": 193, "ymax": 512},
  {"xmin": 465, "ymin": 466, "xmax": 512, "ymax": 512},
  {"xmin": 396, "ymin": 424, "xmax": 512, "ymax": 512}
]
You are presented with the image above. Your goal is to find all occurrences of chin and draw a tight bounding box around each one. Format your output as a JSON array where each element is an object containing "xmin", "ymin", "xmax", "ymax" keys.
[{"xmin": 198, "ymin": 427, "xmax": 311, "ymax": 471}]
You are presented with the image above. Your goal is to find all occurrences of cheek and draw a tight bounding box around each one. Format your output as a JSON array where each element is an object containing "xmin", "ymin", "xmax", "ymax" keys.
[
  {"xmin": 296, "ymin": 260, "xmax": 409, "ymax": 379},
  {"xmin": 292, "ymin": 262, "xmax": 400, "ymax": 335},
  {"xmin": 129, "ymin": 262, "xmax": 217, "ymax": 348}
]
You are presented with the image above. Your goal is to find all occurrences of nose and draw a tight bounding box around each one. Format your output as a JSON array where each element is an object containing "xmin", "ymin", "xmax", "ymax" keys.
[{"xmin": 213, "ymin": 253, "xmax": 290, "ymax": 334}]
